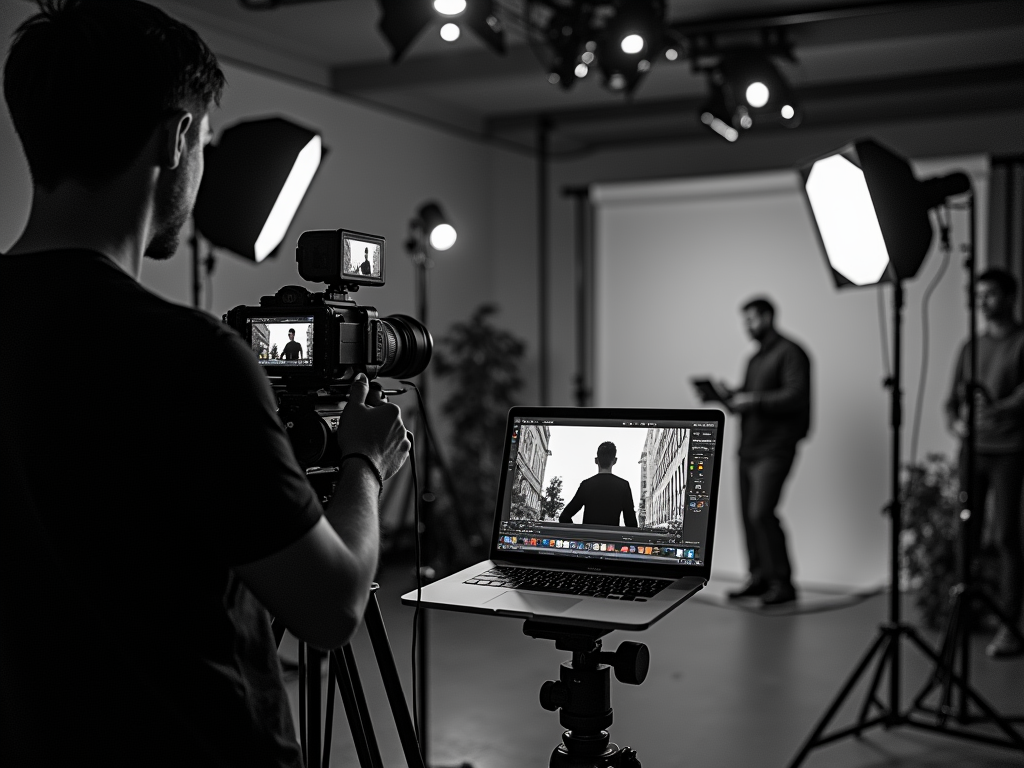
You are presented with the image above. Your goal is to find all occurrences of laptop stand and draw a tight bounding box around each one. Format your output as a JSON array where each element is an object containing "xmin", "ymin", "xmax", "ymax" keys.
[{"xmin": 524, "ymin": 620, "xmax": 648, "ymax": 767}]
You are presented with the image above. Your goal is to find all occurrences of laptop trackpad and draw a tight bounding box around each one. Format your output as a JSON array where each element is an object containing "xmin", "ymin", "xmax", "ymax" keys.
[{"xmin": 484, "ymin": 591, "xmax": 581, "ymax": 615}]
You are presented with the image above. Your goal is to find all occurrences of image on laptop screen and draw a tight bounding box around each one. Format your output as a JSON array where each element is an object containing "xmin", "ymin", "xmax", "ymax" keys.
[{"xmin": 496, "ymin": 415, "xmax": 718, "ymax": 566}]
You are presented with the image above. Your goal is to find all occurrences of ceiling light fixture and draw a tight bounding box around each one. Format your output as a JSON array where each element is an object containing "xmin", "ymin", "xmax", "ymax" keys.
[
  {"xmin": 377, "ymin": 0, "xmax": 504, "ymax": 62},
  {"xmin": 433, "ymin": 0, "xmax": 466, "ymax": 15},
  {"xmin": 440, "ymin": 22, "xmax": 461, "ymax": 41}
]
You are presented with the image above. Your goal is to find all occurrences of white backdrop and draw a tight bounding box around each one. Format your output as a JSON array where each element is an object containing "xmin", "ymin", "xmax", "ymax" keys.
[{"xmin": 593, "ymin": 157, "xmax": 987, "ymax": 589}]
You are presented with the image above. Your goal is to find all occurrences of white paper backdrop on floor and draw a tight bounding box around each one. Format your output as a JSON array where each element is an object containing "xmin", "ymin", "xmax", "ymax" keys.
[{"xmin": 593, "ymin": 156, "xmax": 988, "ymax": 589}]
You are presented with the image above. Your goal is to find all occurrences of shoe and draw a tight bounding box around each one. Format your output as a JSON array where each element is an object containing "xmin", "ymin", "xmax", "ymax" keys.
[
  {"xmin": 760, "ymin": 583, "xmax": 797, "ymax": 607},
  {"xmin": 986, "ymin": 625, "xmax": 1024, "ymax": 658},
  {"xmin": 727, "ymin": 580, "xmax": 769, "ymax": 600}
]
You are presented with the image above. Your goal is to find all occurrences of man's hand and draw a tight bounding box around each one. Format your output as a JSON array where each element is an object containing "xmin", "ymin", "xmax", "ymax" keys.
[
  {"xmin": 727, "ymin": 391, "xmax": 758, "ymax": 413},
  {"xmin": 948, "ymin": 417, "xmax": 969, "ymax": 439},
  {"xmin": 338, "ymin": 374, "xmax": 411, "ymax": 481}
]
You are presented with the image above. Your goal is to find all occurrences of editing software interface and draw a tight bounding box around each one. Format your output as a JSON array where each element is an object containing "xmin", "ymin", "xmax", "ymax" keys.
[
  {"xmin": 496, "ymin": 416, "xmax": 717, "ymax": 566},
  {"xmin": 249, "ymin": 316, "xmax": 314, "ymax": 367}
]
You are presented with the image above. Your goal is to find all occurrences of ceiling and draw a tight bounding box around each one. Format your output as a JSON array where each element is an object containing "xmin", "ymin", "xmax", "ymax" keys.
[{"xmin": 153, "ymin": 0, "xmax": 1023, "ymax": 153}]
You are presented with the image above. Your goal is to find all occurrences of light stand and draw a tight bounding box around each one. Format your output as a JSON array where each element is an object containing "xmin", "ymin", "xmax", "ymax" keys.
[
  {"xmin": 911, "ymin": 193, "xmax": 1024, "ymax": 727},
  {"xmin": 790, "ymin": 147, "xmax": 1024, "ymax": 766},
  {"xmin": 404, "ymin": 208, "xmax": 472, "ymax": 768}
]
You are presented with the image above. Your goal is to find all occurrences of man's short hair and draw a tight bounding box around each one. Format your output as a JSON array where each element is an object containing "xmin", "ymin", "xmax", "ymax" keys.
[
  {"xmin": 978, "ymin": 268, "xmax": 1018, "ymax": 300},
  {"xmin": 596, "ymin": 441, "xmax": 617, "ymax": 469},
  {"xmin": 4, "ymin": 0, "xmax": 226, "ymax": 189},
  {"xmin": 741, "ymin": 297, "xmax": 775, "ymax": 317},
  {"xmin": 288, "ymin": 328, "xmax": 295, "ymax": 335}
]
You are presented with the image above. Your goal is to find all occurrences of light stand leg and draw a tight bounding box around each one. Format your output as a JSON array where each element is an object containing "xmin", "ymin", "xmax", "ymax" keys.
[{"xmin": 307, "ymin": 646, "xmax": 324, "ymax": 767}]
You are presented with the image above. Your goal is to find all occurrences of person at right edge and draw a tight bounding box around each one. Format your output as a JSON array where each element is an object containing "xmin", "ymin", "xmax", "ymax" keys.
[
  {"xmin": 723, "ymin": 297, "xmax": 811, "ymax": 607},
  {"xmin": 945, "ymin": 268, "xmax": 1024, "ymax": 659}
]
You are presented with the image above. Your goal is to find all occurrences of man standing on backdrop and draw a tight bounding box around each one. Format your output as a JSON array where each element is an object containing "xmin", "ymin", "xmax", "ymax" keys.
[
  {"xmin": 946, "ymin": 268, "xmax": 1024, "ymax": 658},
  {"xmin": 714, "ymin": 297, "xmax": 811, "ymax": 607}
]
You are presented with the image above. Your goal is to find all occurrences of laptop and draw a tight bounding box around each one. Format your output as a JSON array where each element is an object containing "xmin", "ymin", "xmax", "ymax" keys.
[{"xmin": 401, "ymin": 406, "xmax": 725, "ymax": 630}]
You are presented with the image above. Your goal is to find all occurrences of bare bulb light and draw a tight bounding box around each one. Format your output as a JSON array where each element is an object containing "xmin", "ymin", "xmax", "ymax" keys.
[
  {"xmin": 665, "ymin": 48, "xmax": 679, "ymax": 61},
  {"xmin": 433, "ymin": 0, "xmax": 466, "ymax": 14},
  {"xmin": 781, "ymin": 104, "xmax": 795, "ymax": 119},
  {"xmin": 440, "ymin": 22, "xmax": 461, "ymax": 42},
  {"xmin": 429, "ymin": 223, "xmax": 457, "ymax": 251},
  {"xmin": 575, "ymin": 62, "xmax": 589, "ymax": 78},
  {"xmin": 620, "ymin": 34, "xmax": 644, "ymax": 54},
  {"xmin": 745, "ymin": 81, "xmax": 770, "ymax": 108}
]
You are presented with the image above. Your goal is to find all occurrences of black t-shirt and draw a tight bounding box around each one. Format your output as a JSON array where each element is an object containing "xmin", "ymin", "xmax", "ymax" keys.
[
  {"xmin": 282, "ymin": 340, "xmax": 303, "ymax": 360},
  {"xmin": 739, "ymin": 331, "xmax": 812, "ymax": 458},
  {"xmin": 0, "ymin": 250, "xmax": 322, "ymax": 767},
  {"xmin": 559, "ymin": 473, "xmax": 637, "ymax": 527}
]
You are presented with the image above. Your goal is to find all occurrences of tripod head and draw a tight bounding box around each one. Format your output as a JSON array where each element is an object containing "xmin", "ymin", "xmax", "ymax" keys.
[{"xmin": 525, "ymin": 621, "xmax": 647, "ymax": 768}]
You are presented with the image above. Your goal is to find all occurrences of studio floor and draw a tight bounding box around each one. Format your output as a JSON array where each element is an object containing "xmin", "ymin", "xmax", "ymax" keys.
[{"xmin": 280, "ymin": 565, "xmax": 1024, "ymax": 768}]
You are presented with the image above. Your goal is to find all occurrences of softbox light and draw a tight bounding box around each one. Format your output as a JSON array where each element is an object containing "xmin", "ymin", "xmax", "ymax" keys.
[
  {"xmin": 800, "ymin": 138, "xmax": 969, "ymax": 288},
  {"xmin": 194, "ymin": 117, "xmax": 323, "ymax": 263}
]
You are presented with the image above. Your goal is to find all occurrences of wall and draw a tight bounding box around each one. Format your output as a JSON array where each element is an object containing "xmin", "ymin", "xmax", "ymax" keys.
[{"xmin": 589, "ymin": 159, "xmax": 984, "ymax": 589}]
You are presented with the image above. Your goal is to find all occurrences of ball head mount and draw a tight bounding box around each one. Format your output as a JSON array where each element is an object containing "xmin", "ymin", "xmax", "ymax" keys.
[{"xmin": 525, "ymin": 620, "xmax": 649, "ymax": 768}]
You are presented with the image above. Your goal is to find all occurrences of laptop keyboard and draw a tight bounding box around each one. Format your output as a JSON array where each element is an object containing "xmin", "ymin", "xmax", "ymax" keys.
[{"xmin": 464, "ymin": 566, "xmax": 672, "ymax": 602}]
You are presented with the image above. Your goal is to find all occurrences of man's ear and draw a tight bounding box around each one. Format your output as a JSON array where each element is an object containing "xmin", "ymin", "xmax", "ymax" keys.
[
  {"xmin": 594, "ymin": 457, "xmax": 598, "ymax": 465},
  {"xmin": 162, "ymin": 111, "xmax": 194, "ymax": 170},
  {"xmin": 612, "ymin": 457, "xmax": 618, "ymax": 465}
]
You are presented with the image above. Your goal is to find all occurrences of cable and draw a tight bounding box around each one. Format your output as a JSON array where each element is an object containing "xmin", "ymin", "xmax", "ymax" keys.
[
  {"xmin": 398, "ymin": 380, "xmax": 470, "ymax": 535},
  {"xmin": 407, "ymin": 430, "xmax": 423, "ymax": 746},
  {"xmin": 910, "ymin": 206, "xmax": 952, "ymax": 466}
]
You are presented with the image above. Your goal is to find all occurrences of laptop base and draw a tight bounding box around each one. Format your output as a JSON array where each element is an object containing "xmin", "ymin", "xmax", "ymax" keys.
[{"xmin": 525, "ymin": 620, "xmax": 646, "ymax": 767}]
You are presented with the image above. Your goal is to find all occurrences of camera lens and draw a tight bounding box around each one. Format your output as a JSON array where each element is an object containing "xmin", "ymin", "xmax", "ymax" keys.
[{"xmin": 379, "ymin": 314, "xmax": 433, "ymax": 379}]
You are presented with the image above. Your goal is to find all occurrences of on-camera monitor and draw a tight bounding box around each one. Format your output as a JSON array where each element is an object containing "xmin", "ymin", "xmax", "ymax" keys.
[
  {"xmin": 250, "ymin": 316, "xmax": 314, "ymax": 367},
  {"xmin": 343, "ymin": 235, "xmax": 382, "ymax": 280},
  {"xmin": 496, "ymin": 416, "xmax": 719, "ymax": 567}
]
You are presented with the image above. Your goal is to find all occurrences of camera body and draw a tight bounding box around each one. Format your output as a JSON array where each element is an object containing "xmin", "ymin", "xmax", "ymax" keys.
[{"xmin": 225, "ymin": 228, "xmax": 432, "ymax": 473}]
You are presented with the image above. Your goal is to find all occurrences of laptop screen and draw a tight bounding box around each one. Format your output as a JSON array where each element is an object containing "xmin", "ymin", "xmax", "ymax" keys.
[{"xmin": 495, "ymin": 412, "xmax": 719, "ymax": 568}]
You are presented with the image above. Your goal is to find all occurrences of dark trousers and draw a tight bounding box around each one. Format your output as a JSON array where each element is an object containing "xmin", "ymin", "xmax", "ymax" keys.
[
  {"xmin": 959, "ymin": 448, "xmax": 1024, "ymax": 625},
  {"xmin": 739, "ymin": 451, "xmax": 796, "ymax": 588}
]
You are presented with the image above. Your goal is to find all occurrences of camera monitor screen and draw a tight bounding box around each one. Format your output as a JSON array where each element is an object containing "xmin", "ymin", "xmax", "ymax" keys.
[
  {"xmin": 496, "ymin": 416, "xmax": 719, "ymax": 567},
  {"xmin": 250, "ymin": 316, "xmax": 314, "ymax": 367},
  {"xmin": 343, "ymin": 235, "xmax": 382, "ymax": 280}
]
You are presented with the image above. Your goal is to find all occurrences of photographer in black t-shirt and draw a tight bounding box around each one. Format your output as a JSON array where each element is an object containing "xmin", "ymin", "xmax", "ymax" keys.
[{"xmin": 0, "ymin": 3, "xmax": 408, "ymax": 766}]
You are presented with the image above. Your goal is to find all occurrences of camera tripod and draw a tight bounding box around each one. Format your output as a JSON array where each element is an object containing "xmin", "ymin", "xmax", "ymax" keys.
[
  {"xmin": 275, "ymin": 583, "xmax": 426, "ymax": 768},
  {"xmin": 525, "ymin": 620, "xmax": 648, "ymax": 767}
]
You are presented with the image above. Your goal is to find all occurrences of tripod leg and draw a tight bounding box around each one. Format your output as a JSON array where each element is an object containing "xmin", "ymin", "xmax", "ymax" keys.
[
  {"xmin": 788, "ymin": 631, "xmax": 890, "ymax": 768},
  {"xmin": 363, "ymin": 593, "xmax": 427, "ymax": 768},
  {"xmin": 323, "ymin": 652, "xmax": 337, "ymax": 768},
  {"xmin": 342, "ymin": 644, "xmax": 385, "ymax": 768},
  {"xmin": 308, "ymin": 647, "xmax": 324, "ymax": 767},
  {"xmin": 856, "ymin": 633, "xmax": 893, "ymax": 733},
  {"xmin": 906, "ymin": 628, "xmax": 1024, "ymax": 749},
  {"xmin": 333, "ymin": 646, "xmax": 381, "ymax": 768},
  {"xmin": 299, "ymin": 641, "xmax": 307, "ymax": 767}
]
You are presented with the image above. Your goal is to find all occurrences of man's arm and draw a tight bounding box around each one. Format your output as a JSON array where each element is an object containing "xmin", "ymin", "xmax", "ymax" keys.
[
  {"xmin": 945, "ymin": 344, "xmax": 967, "ymax": 437},
  {"xmin": 559, "ymin": 485, "xmax": 585, "ymax": 523},
  {"xmin": 621, "ymin": 483, "xmax": 637, "ymax": 527},
  {"xmin": 754, "ymin": 345, "xmax": 810, "ymax": 413},
  {"xmin": 236, "ymin": 376, "xmax": 409, "ymax": 650}
]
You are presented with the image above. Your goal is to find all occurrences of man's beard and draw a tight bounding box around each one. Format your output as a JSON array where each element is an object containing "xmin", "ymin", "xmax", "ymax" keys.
[{"xmin": 146, "ymin": 158, "xmax": 197, "ymax": 261}]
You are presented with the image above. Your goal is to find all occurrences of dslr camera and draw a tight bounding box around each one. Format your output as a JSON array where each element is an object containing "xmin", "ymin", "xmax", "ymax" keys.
[{"xmin": 226, "ymin": 229, "xmax": 432, "ymax": 472}]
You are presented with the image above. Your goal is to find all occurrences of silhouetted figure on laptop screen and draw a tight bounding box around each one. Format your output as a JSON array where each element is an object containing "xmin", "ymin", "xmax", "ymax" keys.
[
  {"xmin": 282, "ymin": 328, "xmax": 303, "ymax": 360},
  {"xmin": 559, "ymin": 442, "xmax": 638, "ymax": 527}
]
